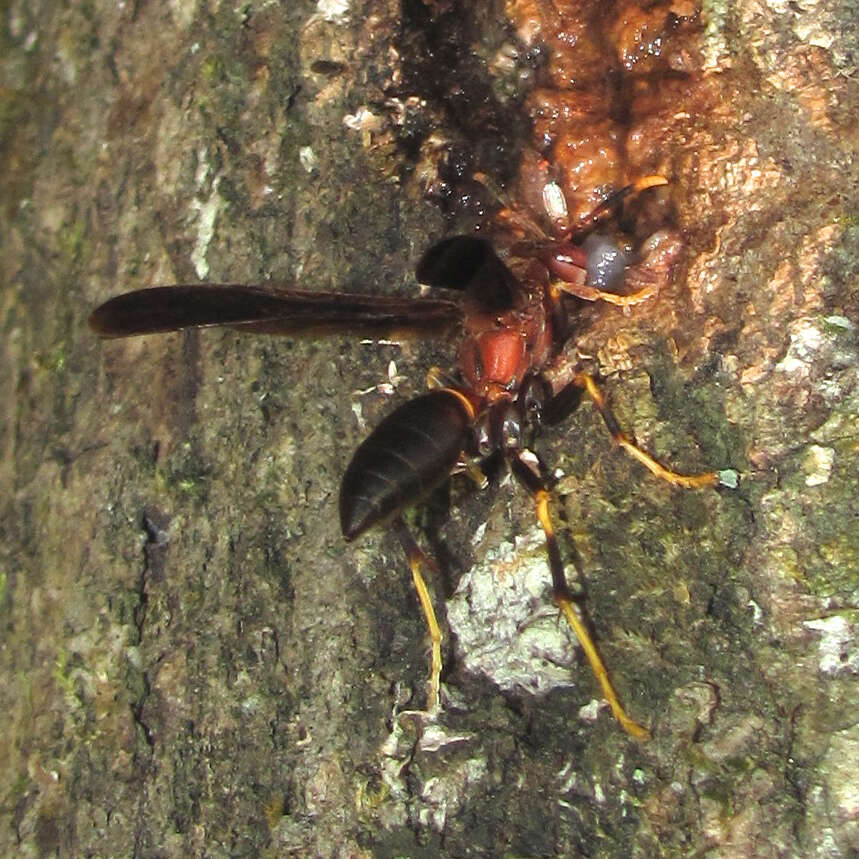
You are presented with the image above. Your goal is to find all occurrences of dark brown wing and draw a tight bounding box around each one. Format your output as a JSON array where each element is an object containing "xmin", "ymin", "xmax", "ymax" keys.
[
  {"xmin": 88, "ymin": 284, "xmax": 463, "ymax": 339},
  {"xmin": 416, "ymin": 237, "xmax": 521, "ymax": 312}
]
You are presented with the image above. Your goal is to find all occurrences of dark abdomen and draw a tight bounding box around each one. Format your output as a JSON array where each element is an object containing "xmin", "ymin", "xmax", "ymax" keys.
[{"xmin": 339, "ymin": 389, "xmax": 474, "ymax": 540}]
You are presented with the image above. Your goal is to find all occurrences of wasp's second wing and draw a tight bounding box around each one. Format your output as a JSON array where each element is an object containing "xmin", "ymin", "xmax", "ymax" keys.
[
  {"xmin": 88, "ymin": 284, "xmax": 463, "ymax": 339},
  {"xmin": 416, "ymin": 237, "xmax": 521, "ymax": 312}
]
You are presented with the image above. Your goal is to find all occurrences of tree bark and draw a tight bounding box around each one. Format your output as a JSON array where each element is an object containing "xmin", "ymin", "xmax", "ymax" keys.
[{"xmin": 1, "ymin": 0, "xmax": 856, "ymax": 855}]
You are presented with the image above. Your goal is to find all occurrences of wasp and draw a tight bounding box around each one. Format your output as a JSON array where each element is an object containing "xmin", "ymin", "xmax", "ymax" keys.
[{"xmin": 89, "ymin": 177, "xmax": 737, "ymax": 739}]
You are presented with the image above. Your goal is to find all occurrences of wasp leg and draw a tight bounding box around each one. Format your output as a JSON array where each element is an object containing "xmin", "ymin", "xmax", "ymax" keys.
[
  {"xmin": 510, "ymin": 453, "xmax": 650, "ymax": 740},
  {"xmin": 573, "ymin": 372, "xmax": 738, "ymax": 489},
  {"xmin": 392, "ymin": 517, "xmax": 443, "ymax": 715},
  {"xmin": 554, "ymin": 280, "xmax": 658, "ymax": 308}
]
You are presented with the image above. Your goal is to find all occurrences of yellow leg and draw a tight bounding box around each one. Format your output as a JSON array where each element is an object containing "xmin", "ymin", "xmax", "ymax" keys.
[
  {"xmin": 556, "ymin": 598, "xmax": 650, "ymax": 740},
  {"xmin": 409, "ymin": 560, "xmax": 442, "ymax": 715},
  {"xmin": 555, "ymin": 280, "xmax": 658, "ymax": 308},
  {"xmin": 507, "ymin": 365, "xmax": 734, "ymax": 737},
  {"xmin": 574, "ymin": 372, "xmax": 732, "ymax": 489},
  {"xmin": 394, "ymin": 519, "xmax": 442, "ymax": 715},
  {"xmin": 535, "ymin": 490, "xmax": 650, "ymax": 740}
]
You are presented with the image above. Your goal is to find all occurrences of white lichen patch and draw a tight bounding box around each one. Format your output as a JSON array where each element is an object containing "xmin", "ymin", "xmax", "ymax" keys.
[
  {"xmin": 447, "ymin": 526, "xmax": 579, "ymax": 695},
  {"xmin": 190, "ymin": 178, "xmax": 223, "ymax": 279},
  {"xmin": 316, "ymin": 0, "xmax": 351, "ymax": 23},
  {"xmin": 299, "ymin": 145, "xmax": 317, "ymax": 173},
  {"xmin": 803, "ymin": 614, "xmax": 859, "ymax": 676},
  {"xmin": 701, "ymin": 0, "xmax": 733, "ymax": 70},
  {"xmin": 577, "ymin": 698, "xmax": 604, "ymax": 725},
  {"xmin": 417, "ymin": 758, "xmax": 488, "ymax": 831},
  {"xmin": 167, "ymin": 0, "xmax": 199, "ymax": 32},
  {"xmin": 376, "ymin": 712, "xmax": 480, "ymax": 832},
  {"xmin": 823, "ymin": 315, "xmax": 855, "ymax": 333},
  {"xmin": 803, "ymin": 444, "xmax": 835, "ymax": 486},
  {"xmin": 820, "ymin": 724, "xmax": 859, "ymax": 849},
  {"xmin": 343, "ymin": 106, "xmax": 384, "ymax": 133},
  {"xmin": 775, "ymin": 318, "xmax": 825, "ymax": 378}
]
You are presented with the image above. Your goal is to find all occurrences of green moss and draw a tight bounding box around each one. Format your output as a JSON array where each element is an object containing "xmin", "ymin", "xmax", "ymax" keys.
[
  {"xmin": 200, "ymin": 55, "xmax": 223, "ymax": 84},
  {"xmin": 162, "ymin": 443, "xmax": 211, "ymax": 504},
  {"xmin": 33, "ymin": 341, "xmax": 67, "ymax": 375},
  {"xmin": 52, "ymin": 647, "xmax": 75, "ymax": 698},
  {"xmin": 0, "ymin": 89, "xmax": 23, "ymax": 143},
  {"xmin": 113, "ymin": 587, "xmax": 144, "ymax": 631},
  {"xmin": 4, "ymin": 771, "xmax": 31, "ymax": 804},
  {"xmin": 57, "ymin": 217, "xmax": 87, "ymax": 265}
]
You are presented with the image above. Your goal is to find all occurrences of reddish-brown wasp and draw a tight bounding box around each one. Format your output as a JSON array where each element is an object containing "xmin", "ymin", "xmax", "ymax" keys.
[{"xmin": 89, "ymin": 179, "xmax": 737, "ymax": 739}]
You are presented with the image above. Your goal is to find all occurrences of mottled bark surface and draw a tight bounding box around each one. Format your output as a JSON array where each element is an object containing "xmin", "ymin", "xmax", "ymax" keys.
[{"xmin": 1, "ymin": 0, "xmax": 856, "ymax": 856}]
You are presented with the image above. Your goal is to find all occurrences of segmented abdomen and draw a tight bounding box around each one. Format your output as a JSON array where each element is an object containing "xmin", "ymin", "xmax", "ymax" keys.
[{"xmin": 339, "ymin": 389, "xmax": 474, "ymax": 541}]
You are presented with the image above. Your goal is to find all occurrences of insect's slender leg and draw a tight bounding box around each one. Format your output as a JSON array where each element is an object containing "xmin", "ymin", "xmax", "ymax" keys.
[
  {"xmin": 510, "ymin": 453, "xmax": 650, "ymax": 740},
  {"xmin": 537, "ymin": 489, "xmax": 651, "ymax": 740},
  {"xmin": 554, "ymin": 279, "xmax": 658, "ymax": 308},
  {"xmin": 572, "ymin": 372, "xmax": 738, "ymax": 489},
  {"xmin": 392, "ymin": 517, "xmax": 443, "ymax": 715}
]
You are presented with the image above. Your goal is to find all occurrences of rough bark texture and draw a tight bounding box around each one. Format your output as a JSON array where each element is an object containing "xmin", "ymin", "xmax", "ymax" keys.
[{"xmin": 1, "ymin": 0, "xmax": 857, "ymax": 856}]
